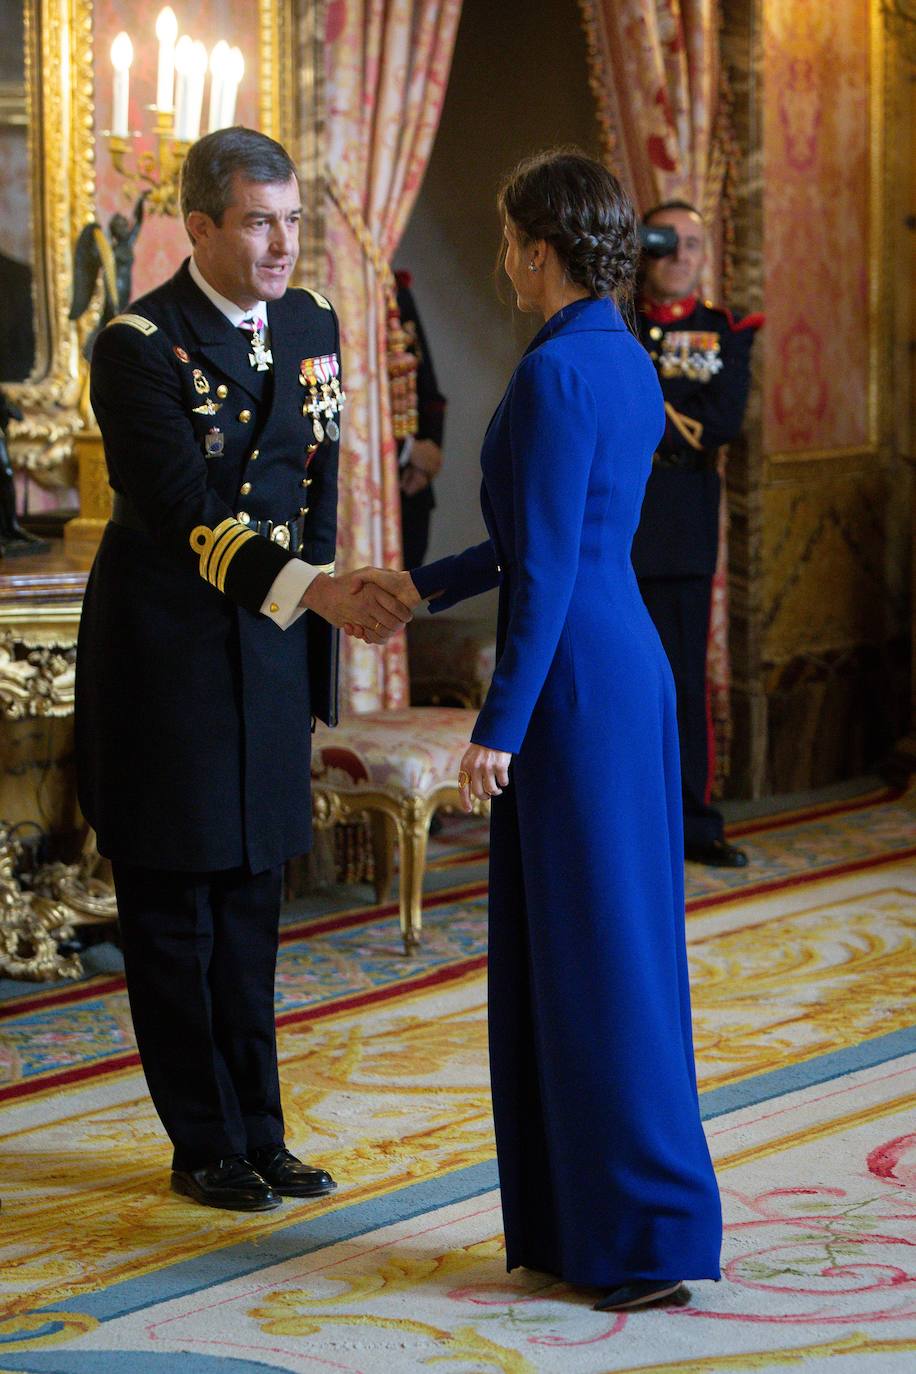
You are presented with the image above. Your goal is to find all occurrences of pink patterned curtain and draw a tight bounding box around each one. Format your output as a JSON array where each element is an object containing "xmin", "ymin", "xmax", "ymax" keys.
[
  {"xmin": 323, "ymin": 0, "xmax": 462, "ymax": 714},
  {"xmin": 579, "ymin": 0, "xmax": 733, "ymax": 790}
]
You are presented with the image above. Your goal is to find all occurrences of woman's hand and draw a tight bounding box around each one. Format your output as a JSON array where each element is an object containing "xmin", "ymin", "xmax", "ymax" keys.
[{"xmin": 458, "ymin": 743, "xmax": 511, "ymax": 812}]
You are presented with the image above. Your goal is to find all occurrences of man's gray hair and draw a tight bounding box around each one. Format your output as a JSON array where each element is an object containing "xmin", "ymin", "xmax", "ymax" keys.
[{"xmin": 180, "ymin": 126, "xmax": 298, "ymax": 240}]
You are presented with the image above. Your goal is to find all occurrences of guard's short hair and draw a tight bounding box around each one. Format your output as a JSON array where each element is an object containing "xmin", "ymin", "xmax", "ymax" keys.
[
  {"xmin": 180, "ymin": 127, "xmax": 298, "ymax": 240},
  {"xmin": 643, "ymin": 199, "xmax": 703, "ymax": 224}
]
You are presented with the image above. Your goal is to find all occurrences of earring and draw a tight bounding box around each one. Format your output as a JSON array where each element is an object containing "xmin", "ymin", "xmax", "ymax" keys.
[{"xmin": 528, "ymin": 262, "xmax": 538, "ymax": 273}]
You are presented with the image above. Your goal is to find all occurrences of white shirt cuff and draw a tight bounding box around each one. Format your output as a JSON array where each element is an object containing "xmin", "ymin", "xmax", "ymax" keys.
[{"xmin": 261, "ymin": 559, "xmax": 335, "ymax": 630}]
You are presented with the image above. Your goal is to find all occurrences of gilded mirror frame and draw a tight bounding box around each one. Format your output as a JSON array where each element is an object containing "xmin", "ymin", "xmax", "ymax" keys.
[{"xmin": 7, "ymin": 0, "xmax": 302, "ymax": 487}]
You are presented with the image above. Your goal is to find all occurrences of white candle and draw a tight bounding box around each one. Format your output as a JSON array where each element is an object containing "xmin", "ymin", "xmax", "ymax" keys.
[
  {"xmin": 186, "ymin": 41, "xmax": 208, "ymax": 142},
  {"xmin": 208, "ymin": 41, "xmax": 230, "ymax": 132},
  {"xmin": 110, "ymin": 32, "xmax": 133, "ymax": 138},
  {"xmin": 173, "ymin": 35, "xmax": 193, "ymax": 140},
  {"xmin": 155, "ymin": 7, "xmax": 178, "ymax": 114},
  {"xmin": 220, "ymin": 47, "xmax": 244, "ymax": 129}
]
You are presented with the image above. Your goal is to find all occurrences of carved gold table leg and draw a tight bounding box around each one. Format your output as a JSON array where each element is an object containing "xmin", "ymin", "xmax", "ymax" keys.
[
  {"xmin": 311, "ymin": 783, "xmax": 489, "ymax": 957},
  {"xmin": 398, "ymin": 795, "xmax": 433, "ymax": 956},
  {"xmin": 369, "ymin": 811, "xmax": 396, "ymax": 905}
]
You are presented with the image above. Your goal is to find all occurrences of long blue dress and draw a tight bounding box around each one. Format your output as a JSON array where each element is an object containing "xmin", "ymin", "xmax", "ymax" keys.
[{"xmin": 411, "ymin": 296, "xmax": 722, "ymax": 1287}]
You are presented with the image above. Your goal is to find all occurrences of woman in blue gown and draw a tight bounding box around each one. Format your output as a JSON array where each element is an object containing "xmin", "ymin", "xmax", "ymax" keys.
[{"xmin": 361, "ymin": 151, "xmax": 721, "ymax": 1309}]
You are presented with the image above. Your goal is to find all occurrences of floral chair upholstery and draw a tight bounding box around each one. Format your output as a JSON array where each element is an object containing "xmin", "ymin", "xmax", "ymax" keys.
[
  {"xmin": 311, "ymin": 708, "xmax": 487, "ymax": 953},
  {"xmin": 407, "ymin": 617, "xmax": 497, "ymax": 709}
]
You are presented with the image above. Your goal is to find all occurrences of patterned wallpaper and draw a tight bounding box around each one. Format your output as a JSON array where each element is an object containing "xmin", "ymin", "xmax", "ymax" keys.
[
  {"xmin": 762, "ymin": 0, "xmax": 870, "ymax": 454},
  {"xmin": 93, "ymin": 0, "xmax": 260, "ymax": 300},
  {"xmin": 0, "ymin": 127, "xmax": 30, "ymax": 265}
]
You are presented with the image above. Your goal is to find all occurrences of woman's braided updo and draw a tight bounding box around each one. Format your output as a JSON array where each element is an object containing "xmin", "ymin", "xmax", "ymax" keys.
[{"xmin": 498, "ymin": 148, "xmax": 639, "ymax": 307}]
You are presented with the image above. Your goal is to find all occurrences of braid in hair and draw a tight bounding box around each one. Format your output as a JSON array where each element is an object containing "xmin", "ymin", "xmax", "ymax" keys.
[{"xmin": 498, "ymin": 148, "xmax": 640, "ymax": 309}]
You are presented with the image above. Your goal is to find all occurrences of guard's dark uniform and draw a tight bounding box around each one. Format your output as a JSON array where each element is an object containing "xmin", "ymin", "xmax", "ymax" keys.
[
  {"xmin": 75, "ymin": 259, "xmax": 340, "ymax": 1166},
  {"xmin": 396, "ymin": 273, "xmax": 446, "ymax": 568},
  {"xmin": 632, "ymin": 294, "xmax": 761, "ymax": 849}
]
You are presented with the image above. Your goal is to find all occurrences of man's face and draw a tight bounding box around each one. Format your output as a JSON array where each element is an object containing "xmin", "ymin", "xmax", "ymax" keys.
[
  {"xmin": 642, "ymin": 208, "xmax": 706, "ymax": 303},
  {"xmin": 188, "ymin": 172, "xmax": 301, "ymax": 310}
]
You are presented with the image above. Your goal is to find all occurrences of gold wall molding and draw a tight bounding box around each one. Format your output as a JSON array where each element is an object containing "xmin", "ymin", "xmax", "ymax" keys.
[{"xmin": 0, "ymin": 633, "xmax": 77, "ymax": 719}]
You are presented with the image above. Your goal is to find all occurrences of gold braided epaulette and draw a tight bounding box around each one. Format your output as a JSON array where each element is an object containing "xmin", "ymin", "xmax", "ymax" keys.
[
  {"xmin": 106, "ymin": 313, "xmax": 158, "ymax": 335},
  {"xmin": 190, "ymin": 518, "xmax": 258, "ymax": 592},
  {"xmin": 303, "ymin": 288, "xmax": 332, "ymax": 310}
]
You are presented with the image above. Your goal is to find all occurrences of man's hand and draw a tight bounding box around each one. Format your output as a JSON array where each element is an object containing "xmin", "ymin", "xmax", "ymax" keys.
[
  {"xmin": 301, "ymin": 570, "xmax": 413, "ymax": 644},
  {"xmin": 400, "ymin": 465, "xmax": 429, "ymax": 496},
  {"xmin": 400, "ymin": 439, "xmax": 443, "ymax": 496},
  {"xmin": 342, "ymin": 568, "xmax": 422, "ymax": 644},
  {"xmin": 410, "ymin": 438, "xmax": 443, "ymax": 478}
]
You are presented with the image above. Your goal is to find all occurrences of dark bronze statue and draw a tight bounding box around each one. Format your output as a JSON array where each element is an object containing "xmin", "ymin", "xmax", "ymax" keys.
[
  {"xmin": 69, "ymin": 192, "xmax": 149, "ymax": 359},
  {"xmin": 0, "ymin": 390, "xmax": 49, "ymax": 556}
]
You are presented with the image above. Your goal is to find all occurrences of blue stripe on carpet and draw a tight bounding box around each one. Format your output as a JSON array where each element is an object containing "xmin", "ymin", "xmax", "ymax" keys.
[
  {"xmin": 26, "ymin": 1026, "xmax": 915, "ymax": 1331},
  {"xmin": 0, "ymin": 1355, "xmax": 287, "ymax": 1372}
]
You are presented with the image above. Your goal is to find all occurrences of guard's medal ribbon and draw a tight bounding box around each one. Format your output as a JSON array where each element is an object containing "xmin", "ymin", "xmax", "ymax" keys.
[{"xmin": 660, "ymin": 330, "xmax": 722, "ymax": 383}]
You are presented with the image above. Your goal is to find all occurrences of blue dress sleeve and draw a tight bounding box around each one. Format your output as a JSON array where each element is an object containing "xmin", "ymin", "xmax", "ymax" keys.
[
  {"xmin": 471, "ymin": 350, "xmax": 596, "ymax": 754},
  {"xmin": 411, "ymin": 540, "xmax": 500, "ymax": 612}
]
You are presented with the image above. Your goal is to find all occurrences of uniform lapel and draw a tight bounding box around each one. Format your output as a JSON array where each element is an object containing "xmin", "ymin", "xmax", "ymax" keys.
[{"xmin": 171, "ymin": 262, "xmax": 267, "ymax": 402}]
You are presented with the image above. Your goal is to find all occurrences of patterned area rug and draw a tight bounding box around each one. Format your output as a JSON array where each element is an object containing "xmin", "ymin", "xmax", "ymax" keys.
[{"xmin": 0, "ymin": 783, "xmax": 913, "ymax": 1371}]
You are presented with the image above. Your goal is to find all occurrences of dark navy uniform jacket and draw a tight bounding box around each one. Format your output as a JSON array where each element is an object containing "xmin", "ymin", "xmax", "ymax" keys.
[
  {"xmin": 75, "ymin": 260, "xmax": 339, "ymax": 874},
  {"xmin": 631, "ymin": 294, "xmax": 762, "ymax": 578}
]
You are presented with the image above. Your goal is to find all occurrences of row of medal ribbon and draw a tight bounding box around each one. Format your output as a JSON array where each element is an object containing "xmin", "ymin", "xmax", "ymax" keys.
[{"xmin": 300, "ymin": 353, "xmax": 346, "ymax": 443}]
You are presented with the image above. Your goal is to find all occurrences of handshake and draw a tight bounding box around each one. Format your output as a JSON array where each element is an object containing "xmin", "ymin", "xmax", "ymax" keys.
[{"xmin": 301, "ymin": 566, "xmax": 421, "ymax": 645}]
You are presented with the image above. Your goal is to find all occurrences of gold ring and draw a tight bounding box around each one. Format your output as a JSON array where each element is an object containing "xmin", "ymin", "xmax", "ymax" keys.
[
  {"xmin": 374, "ymin": 621, "xmax": 382, "ymax": 631},
  {"xmin": 457, "ymin": 769, "xmax": 471, "ymax": 787}
]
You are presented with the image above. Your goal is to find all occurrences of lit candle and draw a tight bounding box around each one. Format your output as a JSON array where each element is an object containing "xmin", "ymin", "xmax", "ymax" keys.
[
  {"xmin": 173, "ymin": 34, "xmax": 193, "ymax": 140},
  {"xmin": 220, "ymin": 46, "xmax": 244, "ymax": 128},
  {"xmin": 155, "ymin": 7, "xmax": 178, "ymax": 114},
  {"xmin": 208, "ymin": 41, "xmax": 230, "ymax": 132},
  {"xmin": 110, "ymin": 32, "xmax": 133, "ymax": 138},
  {"xmin": 186, "ymin": 41, "xmax": 208, "ymax": 142}
]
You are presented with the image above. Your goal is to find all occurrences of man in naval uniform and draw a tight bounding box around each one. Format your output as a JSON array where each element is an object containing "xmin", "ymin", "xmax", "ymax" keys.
[
  {"xmin": 395, "ymin": 270, "xmax": 447, "ymax": 569},
  {"xmin": 75, "ymin": 127, "xmax": 412, "ymax": 1211},
  {"xmin": 632, "ymin": 201, "xmax": 763, "ymax": 868}
]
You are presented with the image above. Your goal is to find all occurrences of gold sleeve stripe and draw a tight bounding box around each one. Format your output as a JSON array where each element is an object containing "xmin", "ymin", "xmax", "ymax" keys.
[
  {"xmin": 107, "ymin": 313, "xmax": 158, "ymax": 335},
  {"xmin": 211, "ymin": 527, "xmax": 257, "ymax": 593},
  {"xmin": 664, "ymin": 402, "xmax": 704, "ymax": 451},
  {"xmin": 190, "ymin": 518, "xmax": 258, "ymax": 592},
  {"xmin": 303, "ymin": 288, "xmax": 332, "ymax": 310}
]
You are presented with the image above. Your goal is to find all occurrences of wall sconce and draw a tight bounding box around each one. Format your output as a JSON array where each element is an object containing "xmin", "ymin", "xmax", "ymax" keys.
[{"xmin": 105, "ymin": 6, "xmax": 244, "ymax": 216}]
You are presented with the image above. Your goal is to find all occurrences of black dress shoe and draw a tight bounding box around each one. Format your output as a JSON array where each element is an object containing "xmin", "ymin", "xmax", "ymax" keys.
[
  {"xmin": 594, "ymin": 1280, "xmax": 690, "ymax": 1311},
  {"xmin": 248, "ymin": 1144, "xmax": 338, "ymax": 1198},
  {"xmin": 685, "ymin": 837, "xmax": 749, "ymax": 868},
  {"xmin": 171, "ymin": 1156, "xmax": 282, "ymax": 1212}
]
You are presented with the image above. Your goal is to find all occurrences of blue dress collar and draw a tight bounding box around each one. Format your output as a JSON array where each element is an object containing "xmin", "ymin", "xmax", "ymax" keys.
[{"xmin": 524, "ymin": 295, "xmax": 627, "ymax": 357}]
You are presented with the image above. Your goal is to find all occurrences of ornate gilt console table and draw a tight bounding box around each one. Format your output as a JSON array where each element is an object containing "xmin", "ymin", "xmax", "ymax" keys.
[{"xmin": 0, "ymin": 545, "xmax": 117, "ymax": 981}]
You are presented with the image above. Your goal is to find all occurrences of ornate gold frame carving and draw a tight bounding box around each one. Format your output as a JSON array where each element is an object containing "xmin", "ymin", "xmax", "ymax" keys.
[{"xmin": 5, "ymin": 0, "xmax": 299, "ymax": 489}]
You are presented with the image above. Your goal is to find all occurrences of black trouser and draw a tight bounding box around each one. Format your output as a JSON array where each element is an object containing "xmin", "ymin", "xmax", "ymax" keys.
[
  {"xmin": 638, "ymin": 574, "xmax": 724, "ymax": 849},
  {"xmin": 112, "ymin": 860, "xmax": 285, "ymax": 1170}
]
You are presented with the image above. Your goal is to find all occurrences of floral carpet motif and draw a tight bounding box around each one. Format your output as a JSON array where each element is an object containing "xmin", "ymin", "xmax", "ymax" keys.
[{"xmin": 0, "ymin": 783, "xmax": 913, "ymax": 1371}]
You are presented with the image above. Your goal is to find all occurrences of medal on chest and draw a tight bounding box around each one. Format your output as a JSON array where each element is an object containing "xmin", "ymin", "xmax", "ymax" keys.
[
  {"xmin": 658, "ymin": 330, "xmax": 723, "ymax": 383},
  {"xmin": 299, "ymin": 353, "xmax": 346, "ymax": 442},
  {"xmin": 241, "ymin": 316, "xmax": 273, "ymax": 371}
]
